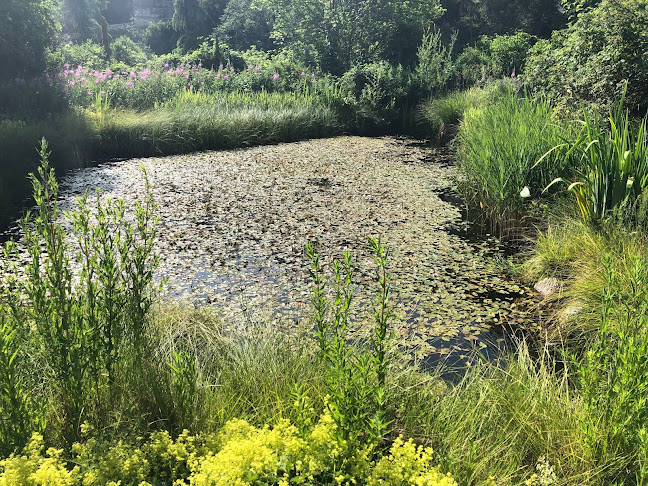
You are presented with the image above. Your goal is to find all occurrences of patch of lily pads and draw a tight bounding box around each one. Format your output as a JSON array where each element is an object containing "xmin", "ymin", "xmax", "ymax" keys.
[{"xmin": 56, "ymin": 136, "xmax": 537, "ymax": 366}]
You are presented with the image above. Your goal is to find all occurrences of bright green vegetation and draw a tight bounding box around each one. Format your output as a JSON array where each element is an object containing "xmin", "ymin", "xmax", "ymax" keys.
[{"xmin": 455, "ymin": 91, "xmax": 575, "ymax": 237}]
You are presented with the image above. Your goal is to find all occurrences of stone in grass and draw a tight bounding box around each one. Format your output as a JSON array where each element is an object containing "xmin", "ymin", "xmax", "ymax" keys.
[{"xmin": 534, "ymin": 277, "xmax": 561, "ymax": 299}]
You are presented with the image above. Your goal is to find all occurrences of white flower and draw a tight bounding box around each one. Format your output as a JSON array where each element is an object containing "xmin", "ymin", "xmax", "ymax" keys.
[{"xmin": 520, "ymin": 186, "xmax": 531, "ymax": 198}]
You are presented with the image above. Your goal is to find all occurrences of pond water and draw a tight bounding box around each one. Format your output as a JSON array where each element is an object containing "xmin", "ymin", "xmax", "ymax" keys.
[{"xmin": 3, "ymin": 136, "xmax": 539, "ymax": 369}]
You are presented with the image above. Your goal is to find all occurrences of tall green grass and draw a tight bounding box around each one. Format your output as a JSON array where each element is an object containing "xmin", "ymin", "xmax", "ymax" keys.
[
  {"xmin": 94, "ymin": 102, "xmax": 341, "ymax": 159},
  {"xmin": 523, "ymin": 218, "xmax": 648, "ymax": 338},
  {"xmin": 457, "ymin": 93, "xmax": 575, "ymax": 237},
  {"xmin": 394, "ymin": 344, "xmax": 594, "ymax": 485},
  {"xmin": 415, "ymin": 84, "xmax": 505, "ymax": 143}
]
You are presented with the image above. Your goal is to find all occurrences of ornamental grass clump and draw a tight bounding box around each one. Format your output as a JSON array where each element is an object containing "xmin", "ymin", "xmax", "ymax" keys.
[{"xmin": 457, "ymin": 92, "xmax": 572, "ymax": 237}]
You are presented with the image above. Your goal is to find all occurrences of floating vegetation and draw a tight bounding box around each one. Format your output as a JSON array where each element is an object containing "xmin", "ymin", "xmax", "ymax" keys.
[{"xmin": 55, "ymin": 136, "xmax": 537, "ymax": 364}]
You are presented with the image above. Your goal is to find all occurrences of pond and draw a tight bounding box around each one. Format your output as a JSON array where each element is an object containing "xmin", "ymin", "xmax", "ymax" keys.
[{"xmin": 4, "ymin": 136, "xmax": 539, "ymax": 370}]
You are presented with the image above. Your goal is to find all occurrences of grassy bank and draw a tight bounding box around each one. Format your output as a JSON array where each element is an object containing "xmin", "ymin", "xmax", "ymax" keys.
[{"xmin": 94, "ymin": 92, "xmax": 341, "ymax": 159}]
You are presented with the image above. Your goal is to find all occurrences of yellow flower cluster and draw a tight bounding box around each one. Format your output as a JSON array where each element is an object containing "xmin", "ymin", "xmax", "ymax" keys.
[{"xmin": 0, "ymin": 412, "xmax": 458, "ymax": 486}]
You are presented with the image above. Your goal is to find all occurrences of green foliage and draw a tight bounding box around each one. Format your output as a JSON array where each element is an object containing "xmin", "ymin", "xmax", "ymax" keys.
[
  {"xmin": 488, "ymin": 32, "xmax": 535, "ymax": 76},
  {"xmin": 457, "ymin": 90, "xmax": 574, "ymax": 236},
  {"xmin": 452, "ymin": 46, "xmax": 495, "ymax": 89},
  {"xmin": 0, "ymin": 418, "xmax": 457, "ymax": 485},
  {"xmin": 415, "ymin": 87, "xmax": 497, "ymax": 143},
  {"xmin": 0, "ymin": 0, "xmax": 60, "ymax": 76},
  {"xmin": 110, "ymin": 36, "xmax": 148, "ymax": 68},
  {"xmin": 256, "ymin": 0, "xmax": 444, "ymax": 73},
  {"xmin": 523, "ymin": 218, "xmax": 648, "ymax": 336},
  {"xmin": 183, "ymin": 36, "xmax": 223, "ymax": 69},
  {"xmin": 53, "ymin": 41, "xmax": 107, "ymax": 71},
  {"xmin": 61, "ymin": 0, "xmax": 105, "ymax": 44},
  {"xmin": 0, "ymin": 306, "xmax": 42, "ymax": 457},
  {"xmin": 172, "ymin": 0, "xmax": 207, "ymax": 36},
  {"xmin": 0, "ymin": 140, "xmax": 160, "ymax": 445},
  {"xmin": 217, "ymin": 0, "xmax": 274, "ymax": 51},
  {"xmin": 414, "ymin": 29, "xmax": 456, "ymax": 97},
  {"xmin": 560, "ymin": 0, "xmax": 603, "ymax": 20},
  {"xmin": 525, "ymin": 0, "xmax": 648, "ymax": 114},
  {"xmin": 577, "ymin": 254, "xmax": 648, "ymax": 483},
  {"xmin": 541, "ymin": 95, "xmax": 648, "ymax": 224},
  {"xmin": 451, "ymin": 32, "xmax": 534, "ymax": 88},
  {"xmin": 306, "ymin": 237, "xmax": 394, "ymax": 452},
  {"xmin": 143, "ymin": 21, "xmax": 179, "ymax": 55},
  {"xmin": 167, "ymin": 350, "xmax": 200, "ymax": 433},
  {"xmin": 440, "ymin": 0, "xmax": 565, "ymax": 49},
  {"xmin": 339, "ymin": 62, "xmax": 417, "ymax": 133}
]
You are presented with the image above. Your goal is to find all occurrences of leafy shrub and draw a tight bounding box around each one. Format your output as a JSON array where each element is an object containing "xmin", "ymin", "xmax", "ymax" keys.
[
  {"xmin": 53, "ymin": 41, "xmax": 107, "ymax": 71},
  {"xmin": 525, "ymin": 0, "xmax": 648, "ymax": 114},
  {"xmin": 0, "ymin": 414, "xmax": 457, "ymax": 485},
  {"xmin": 452, "ymin": 46, "xmax": 495, "ymax": 88},
  {"xmin": 414, "ymin": 29, "xmax": 455, "ymax": 97},
  {"xmin": 339, "ymin": 62, "xmax": 416, "ymax": 133},
  {"xmin": 110, "ymin": 36, "xmax": 148, "ymax": 68},
  {"xmin": 183, "ymin": 37, "xmax": 225, "ymax": 70},
  {"xmin": 0, "ymin": 0, "xmax": 60, "ymax": 77},
  {"xmin": 488, "ymin": 32, "xmax": 535, "ymax": 76},
  {"xmin": 452, "ymin": 32, "xmax": 534, "ymax": 88}
]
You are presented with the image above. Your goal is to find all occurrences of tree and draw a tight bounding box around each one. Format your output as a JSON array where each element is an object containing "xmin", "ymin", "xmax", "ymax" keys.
[
  {"xmin": 560, "ymin": 0, "xmax": 603, "ymax": 20},
  {"xmin": 172, "ymin": 0, "xmax": 207, "ymax": 50},
  {"xmin": 526, "ymin": 0, "xmax": 648, "ymax": 113},
  {"xmin": 439, "ymin": 0, "xmax": 565, "ymax": 48},
  {"xmin": 255, "ymin": 0, "xmax": 444, "ymax": 74},
  {"xmin": 61, "ymin": 0, "xmax": 106, "ymax": 43},
  {"xmin": 216, "ymin": 0, "xmax": 274, "ymax": 51},
  {"xmin": 0, "ymin": 0, "xmax": 61, "ymax": 76}
]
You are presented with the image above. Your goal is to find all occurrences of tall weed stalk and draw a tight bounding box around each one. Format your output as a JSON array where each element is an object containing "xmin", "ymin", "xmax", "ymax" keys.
[
  {"xmin": 305, "ymin": 237, "xmax": 394, "ymax": 452},
  {"xmin": 9, "ymin": 139, "xmax": 160, "ymax": 444},
  {"xmin": 577, "ymin": 253, "xmax": 648, "ymax": 483}
]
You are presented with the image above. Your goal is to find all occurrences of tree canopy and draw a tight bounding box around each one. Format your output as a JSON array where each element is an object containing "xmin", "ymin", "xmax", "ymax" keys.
[
  {"xmin": 255, "ymin": 0, "xmax": 444, "ymax": 73},
  {"xmin": 0, "ymin": 0, "xmax": 61, "ymax": 76}
]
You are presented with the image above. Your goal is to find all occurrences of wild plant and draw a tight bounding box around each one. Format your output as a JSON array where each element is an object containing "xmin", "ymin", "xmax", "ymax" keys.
[
  {"xmin": 458, "ymin": 92, "xmax": 572, "ymax": 237},
  {"xmin": 305, "ymin": 236, "xmax": 394, "ymax": 451},
  {"xmin": 13, "ymin": 139, "xmax": 160, "ymax": 443},
  {"xmin": 0, "ymin": 307, "xmax": 42, "ymax": 455},
  {"xmin": 541, "ymin": 93, "xmax": 648, "ymax": 225},
  {"xmin": 415, "ymin": 28, "xmax": 456, "ymax": 97},
  {"xmin": 577, "ymin": 253, "xmax": 648, "ymax": 482}
]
